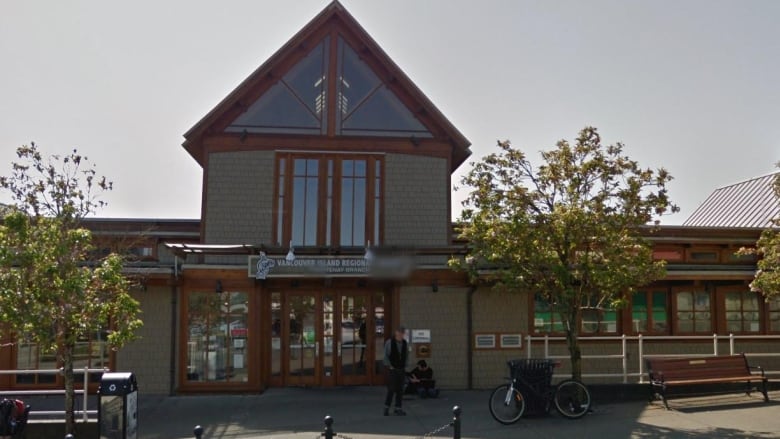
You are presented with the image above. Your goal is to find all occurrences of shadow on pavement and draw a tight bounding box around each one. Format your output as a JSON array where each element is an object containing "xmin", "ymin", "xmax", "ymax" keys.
[{"xmin": 135, "ymin": 387, "xmax": 780, "ymax": 439}]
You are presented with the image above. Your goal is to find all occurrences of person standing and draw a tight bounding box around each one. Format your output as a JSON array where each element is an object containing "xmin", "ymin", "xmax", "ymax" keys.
[{"xmin": 383, "ymin": 327, "xmax": 408, "ymax": 416}]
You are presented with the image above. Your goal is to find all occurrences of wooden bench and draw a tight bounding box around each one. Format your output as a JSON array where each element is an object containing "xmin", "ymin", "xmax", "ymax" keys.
[{"xmin": 646, "ymin": 354, "xmax": 769, "ymax": 409}]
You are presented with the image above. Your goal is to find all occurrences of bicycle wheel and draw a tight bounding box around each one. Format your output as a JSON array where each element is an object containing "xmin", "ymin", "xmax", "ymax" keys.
[
  {"xmin": 488, "ymin": 384, "xmax": 525, "ymax": 424},
  {"xmin": 553, "ymin": 379, "xmax": 591, "ymax": 419}
]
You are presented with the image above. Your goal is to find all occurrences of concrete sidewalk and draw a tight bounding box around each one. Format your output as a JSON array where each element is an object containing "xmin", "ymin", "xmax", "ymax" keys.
[{"xmin": 134, "ymin": 387, "xmax": 780, "ymax": 439}]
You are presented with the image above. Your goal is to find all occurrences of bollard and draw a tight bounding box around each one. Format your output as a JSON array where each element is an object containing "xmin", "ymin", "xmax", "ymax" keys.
[
  {"xmin": 194, "ymin": 425, "xmax": 204, "ymax": 439},
  {"xmin": 452, "ymin": 406, "xmax": 461, "ymax": 439},
  {"xmin": 323, "ymin": 415, "xmax": 334, "ymax": 439}
]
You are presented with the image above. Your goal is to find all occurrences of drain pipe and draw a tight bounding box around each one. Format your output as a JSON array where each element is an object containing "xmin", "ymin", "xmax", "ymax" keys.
[
  {"xmin": 169, "ymin": 269, "xmax": 178, "ymax": 396},
  {"xmin": 466, "ymin": 284, "xmax": 477, "ymax": 390}
]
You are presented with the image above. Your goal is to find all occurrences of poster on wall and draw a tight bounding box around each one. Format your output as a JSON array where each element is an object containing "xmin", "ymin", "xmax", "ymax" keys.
[{"xmin": 411, "ymin": 329, "xmax": 431, "ymax": 343}]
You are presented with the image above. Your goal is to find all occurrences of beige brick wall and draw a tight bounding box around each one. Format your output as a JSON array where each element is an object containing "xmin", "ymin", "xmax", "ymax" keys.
[
  {"xmin": 204, "ymin": 150, "xmax": 275, "ymax": 264},
  {"xmin": 116, "ymin": 286, "xmax": 173, "ymax": 395},
  {"xmin": 384, "ymin": 154, "xmax": 449, "ymax": 247},
  {"xmin": 400, "ymin": 286, "xmax": 469, "ymax": 389},
  {"xmin": 472, "ymin": 287, "xmax": 529, "ymax": 389}
]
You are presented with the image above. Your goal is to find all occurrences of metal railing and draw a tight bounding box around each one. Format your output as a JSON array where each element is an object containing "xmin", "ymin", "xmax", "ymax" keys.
[
  {"xmin": 524, "ymin": 333, "xmax": 780, "ymax": 383},
  {"xmin": 0, "ymin": 366, "xmax": 107, "ymax": 422}
]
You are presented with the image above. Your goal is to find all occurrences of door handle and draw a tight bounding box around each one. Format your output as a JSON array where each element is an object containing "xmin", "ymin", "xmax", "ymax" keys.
[
  {"xmin": 337, "ymin": 341, "xmax": 342, "ymax": 357},
  {"xmin": 315, "ymin": 341, "xmax": 320, "ymax": 356}
]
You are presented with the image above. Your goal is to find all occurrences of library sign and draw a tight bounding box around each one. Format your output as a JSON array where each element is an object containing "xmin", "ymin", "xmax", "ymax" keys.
[{"xmin": 248, "ymin": 253, "xmax": 412, "ymax": 279}]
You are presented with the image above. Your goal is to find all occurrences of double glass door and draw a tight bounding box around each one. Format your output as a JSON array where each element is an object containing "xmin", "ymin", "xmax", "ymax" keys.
[{"xmin": 272, "ymin": 289, "xmax": 385, "ymax": 386}]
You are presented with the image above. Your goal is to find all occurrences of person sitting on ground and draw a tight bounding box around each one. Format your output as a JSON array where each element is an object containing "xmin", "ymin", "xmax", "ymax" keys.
[
  {"xmin": 407, "ymin": 360, "xmax": 439, "ymax": 398},
  {"xmin": 0, "ymin": 398, "xmax": 29, "ymax": 439}
]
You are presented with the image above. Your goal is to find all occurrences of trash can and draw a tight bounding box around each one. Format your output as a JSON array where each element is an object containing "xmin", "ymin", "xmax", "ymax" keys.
[
  {"xmin": 98, "ymin": 372, "xmax": 138, "ymax": 439},
  {"xmin": 509, "ymin": 359, "xmax": 555, "ymax": 415}
]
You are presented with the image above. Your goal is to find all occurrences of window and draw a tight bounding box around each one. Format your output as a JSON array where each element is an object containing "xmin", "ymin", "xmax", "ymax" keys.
[
  {"xmin": 580, "ymin": 303, "xmax": 618, "ymax": 334},
  {"xmin": 340, "ymin": 159, "xmax": 366, "ymax": 246},
  {"xmin": 15, "ymin": 330, "xmax": 109, "ymax": 385},
  {"xmin": 686, "ymin": 248, "xmax": 720, "ymax": 263},
  {"xmin": 186, "ymin": 291, "xmax": 249, "ymax": 383},
  {"xmin": 723, "ymin": 290, "xmax": 760, "ymax": 333},
  {"xmin": 14, "ymin": 342, "xmax": 57, "ymax": 384},
  {"xmin": 335, "ymin": 36, "xmax": 432, "ymax": 138},
  {"xmin": 291, "ymin": 158, "xmax": 320, "ymax": 246},
  {"xmin": 533, "ymin": 295, "xmax": 564, "ymax": 334},
  {"xmin": 631, "ymin": 290, "xmax": 668, "ymax": 334},
  {"xmin": 675, "ymin": 290, "xmax": 712, "ymax": 333},
  {"xmin": 768, "ymin": 296, "xmax": 780, "ymax": 333},
  {"xmin": 226, "ymin": 37, "xmax": 329, "ymax": 135},
  {"xmin": 275, "ymin": 154, "xmax": 382, "ymax": 247}
]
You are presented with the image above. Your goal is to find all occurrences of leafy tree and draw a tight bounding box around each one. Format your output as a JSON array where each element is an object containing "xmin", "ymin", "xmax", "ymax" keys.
[
  {"xmin": 739, "ymin": 165, "xmax": 780, "ymax": 297},
  {"xmin": 0, "ymin": 144, "xmax": 142, "ymax": 434},
  {"xmin": 452, "ymin": 127, "xmax": 677, "ymax": 380}
]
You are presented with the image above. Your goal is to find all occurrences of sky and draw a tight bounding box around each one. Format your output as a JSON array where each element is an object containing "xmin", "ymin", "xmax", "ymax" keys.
[{"xmin": 1, "ymin": 0, "xmax": 778, "ymax": 224}]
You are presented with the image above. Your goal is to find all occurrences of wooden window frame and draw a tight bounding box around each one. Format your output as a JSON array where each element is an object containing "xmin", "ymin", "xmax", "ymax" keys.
[
  {"xmin": 671, "ymin": 287, "xmax": 714, "ymax": 335},
  {"xmin": 627, "ymin": 289, "xmax": 670, "ymax": 335},
  {"xmin": 766, "ymin": 295, "xmax": 780, "ymax": 335},
  {"xmin": 273, "ymin": 152, "xmax": 384, "ymax": 248},
  {"xmin": 716, "ymin": 286, "xmax": 762, "ymax": 335},
  {"xmin": 684, "ymin": 247, "xmax": 723, "ymax": 264}
]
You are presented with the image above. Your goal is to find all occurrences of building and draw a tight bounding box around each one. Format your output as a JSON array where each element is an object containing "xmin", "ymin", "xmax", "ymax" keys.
[{"xmin": 1, "ymin": 2, "xmax": 778, "ymax": 394}]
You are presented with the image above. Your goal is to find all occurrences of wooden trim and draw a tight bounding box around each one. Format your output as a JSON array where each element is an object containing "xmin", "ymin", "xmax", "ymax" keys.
[
  {"xmin": 199, "ymin": 151, "xmax": 209, "ymax": 242},
  {"xmin": 714, "ymin": 285, "xmax": 763, "ymax": 335},
  {"xmin": 202, "ymin": 135, "xmax": 453, "ymax": 160},
  {"xmin": 326, "ymin": 28, "xmax": 338, "ymax": 137}
]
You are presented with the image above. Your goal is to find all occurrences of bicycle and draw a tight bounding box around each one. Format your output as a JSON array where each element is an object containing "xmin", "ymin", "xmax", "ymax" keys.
[{"xmin": 488, "ymin": 359, "xmax": 591, "ymax": 424}]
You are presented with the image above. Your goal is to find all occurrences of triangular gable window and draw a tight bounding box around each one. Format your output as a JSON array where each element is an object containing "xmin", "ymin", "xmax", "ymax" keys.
[
  {"xmin": 226, "ymin": 36, "xmax": 329, "ymax": 135},
  {"xmin": 336, "ymin": 37, "xmax": 432, "ymax": 138}
]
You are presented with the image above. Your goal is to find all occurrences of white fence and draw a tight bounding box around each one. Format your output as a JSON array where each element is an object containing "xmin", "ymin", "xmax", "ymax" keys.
[
  {"xmin": 0, "ymin": 366, "xmax": 107, "ymax": 422},
  {"xmin": 524, "ymin": 333, "xmax": 780, "ymax": 383}
]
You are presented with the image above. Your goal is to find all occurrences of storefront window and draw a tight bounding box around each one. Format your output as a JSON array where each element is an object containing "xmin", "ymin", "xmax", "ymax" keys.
[
  {"xmin": 186, "ymin": 291, "xmax": 249, "ymax": 383},
  {"xmin": 631, "ymin": 290, "xmax": 668, "ymax": 333},
  {"xmin": 15, "ymin": 330, "xmax": 108, "ymax": 385},
  {"xmin": 724, "ymin": 290, "xmax": 760, "ymax": 333},
  {"xmin": 676, "ymin": 290, "xmax": 711, "ymax": 333},
  {"xmin": 15, "ymin": 342, "xmax": 57, "ymax": 384}
]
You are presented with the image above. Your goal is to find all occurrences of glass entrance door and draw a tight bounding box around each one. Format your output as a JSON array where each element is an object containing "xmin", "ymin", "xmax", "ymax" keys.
[
  {"xmin": 338, "ymin": 292, "xmax": 371, "ymax": 385},
  {"xmin": 285, "ymin": 293, "xmax": 319, "ymax": 386},
  {"xmin": 276, "ymin": 289, "xmax": 389, "ymax": 387}
]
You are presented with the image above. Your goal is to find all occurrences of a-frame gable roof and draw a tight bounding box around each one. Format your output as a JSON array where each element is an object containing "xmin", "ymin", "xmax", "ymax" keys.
[{"xmin": 182, "ymin": 1, "xmax": 470, "ymax": 172}]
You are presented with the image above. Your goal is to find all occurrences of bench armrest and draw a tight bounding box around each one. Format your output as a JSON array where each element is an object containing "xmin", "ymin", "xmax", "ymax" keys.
[{"xmin": 749, "ymin": 365, "xmax": 766, "ymax": 377}]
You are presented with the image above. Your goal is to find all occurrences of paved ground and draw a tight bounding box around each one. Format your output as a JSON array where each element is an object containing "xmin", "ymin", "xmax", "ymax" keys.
[{"xmin": 135, "ymin": 387, "xmax": 780, "ymax": 439}]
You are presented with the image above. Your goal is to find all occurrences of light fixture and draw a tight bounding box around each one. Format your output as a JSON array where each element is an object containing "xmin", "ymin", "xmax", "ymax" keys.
[
  {"xmin": 431, "ymin": 280, "xmax": 438, "ymax": 293},
  {"xmin": 215, "ymin": 280, "xmax": 223, "ymax": 294},
  {"xmin": 364, "ymin": 240, "xmax": 373, "ymax": 262},
  {"xmin": 286, "ymin": 240, "xmax": 296, "ymax": 262}
]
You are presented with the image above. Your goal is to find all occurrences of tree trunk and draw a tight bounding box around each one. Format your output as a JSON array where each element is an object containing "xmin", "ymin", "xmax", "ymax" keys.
[
  {"xmin": 62, "ymin": 344, "xmax": 76, "ymax": 435},
  {"xmin": 566, "ymin": 315, "xmax": 582, "ymax": 381}
]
